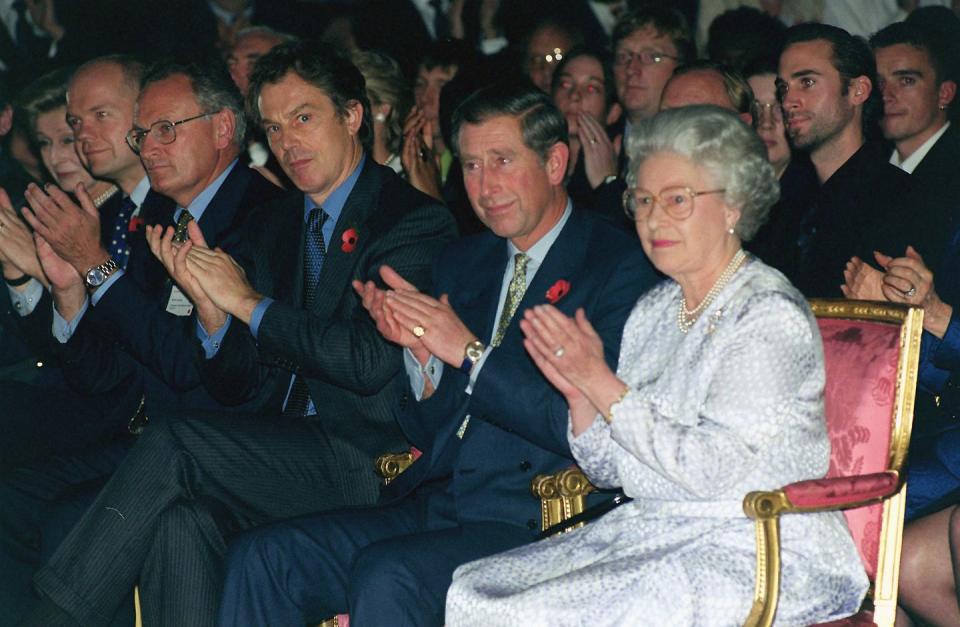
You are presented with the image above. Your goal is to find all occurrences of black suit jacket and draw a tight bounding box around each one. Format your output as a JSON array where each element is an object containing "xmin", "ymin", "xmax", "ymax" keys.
[
  {"xmin": 788, "ymin": 142, "xmax": 923, "ymax": 298},
  {"xmin": 908, "ymin": 123, "xmax": 960, "ymax": 273},
  {"xmin": 201, "ymin": 159, "xmax": 458, "ymax": 465},
  {"xmin": 382, "ymin": 207, "xmax": 657, "ymax": 536},
  {"xmin": 55, "ymin": 164, "xmax": 281, "ymax": 421}
]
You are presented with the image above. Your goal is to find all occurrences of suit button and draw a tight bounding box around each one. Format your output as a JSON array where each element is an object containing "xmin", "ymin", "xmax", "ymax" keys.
[
  {"xmin": 526, "ymin": 519, "xmax": 537, "ymax": 530},
  {"xmin": 519, "ymin": 460, "xmax": 531, "ymax": 471}
]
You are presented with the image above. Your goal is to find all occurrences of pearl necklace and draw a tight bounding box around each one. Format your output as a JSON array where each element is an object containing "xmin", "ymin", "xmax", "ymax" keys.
[{"xmin": 677, "ymin": 249, "xmax": 746, "ymax": 333}]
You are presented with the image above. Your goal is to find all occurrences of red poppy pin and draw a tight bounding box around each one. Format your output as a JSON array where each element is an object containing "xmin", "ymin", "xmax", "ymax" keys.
[
  {"xmin": 545, "ymin": 279, "xmax": 571, "ymax": 304},
  {"xmin": 128, "ymin": 216, "xmax": 144, "ymax": 232},
  {"xmin": 341, "ymin": 227, "xmax": 358, "ymax": 253}
]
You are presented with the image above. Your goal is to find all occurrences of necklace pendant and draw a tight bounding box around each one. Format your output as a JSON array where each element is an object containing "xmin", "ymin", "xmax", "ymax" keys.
[{"xmin": 706, "ymin": 307, "xmax": 724, "ymax": 334}]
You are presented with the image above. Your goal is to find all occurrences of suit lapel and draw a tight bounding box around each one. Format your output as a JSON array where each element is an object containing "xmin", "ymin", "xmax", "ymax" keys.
[
  {"xmin": 194, "ymin": 162, "xmax": 251, "ymax": 244},
  {"xmin": 265, "ymin": 192, "xmax": 304, "ymax": 306},
  {"xmin": 453, "ymin": 236, "xmax": 508, "ymax": 345},
  {"xmin": 496, "ymin": 209, "xmax": 592, "ymax": 347}
]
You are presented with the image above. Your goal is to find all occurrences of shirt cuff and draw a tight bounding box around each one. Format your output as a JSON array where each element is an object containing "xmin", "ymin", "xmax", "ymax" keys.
[
  {"xmin": 249, "ymin": 297, "xmax": 274, "ymax": 339},
  {"xmin": 197, "ymin": 315, "xmax": 232, "ymax": 359},
  {"xmin": 90, "ymin": 269, "xmax": 125, "ymax": 306},
  {"xmin": 403, "ymin": 348, "xmax": 443, "ymax": 401},
  {"xmin": 568, "ymin": 412, "xmax": 608, "ymax": 452},
  {"xmin": 52, "ymin": 296, "xmax": 90, "ymax": 343},
  {"xmin": 7, "ymin": 278, "xmax": 44, "ymax": 316},
  {"xmin": 464, "ymin": 345, "xmax": 493, "ymax": 394}
]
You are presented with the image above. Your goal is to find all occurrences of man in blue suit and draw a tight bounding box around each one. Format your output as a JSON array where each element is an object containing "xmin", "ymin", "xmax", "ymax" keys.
[
  {"xmin": 217, "ymin": 83, "xmax": 657, "ymax": 626},
  {"xmin": 1, "ymin": 59, "xmax": 282, "ymax": 624}
]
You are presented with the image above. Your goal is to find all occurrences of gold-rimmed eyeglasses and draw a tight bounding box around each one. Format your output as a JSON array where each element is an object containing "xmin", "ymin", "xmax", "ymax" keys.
[
  {"xmin": 125, "ymin": 111, "xmax": 217, "ymax": 154},
  {"xmin": 623, "ymin": 186, "xmax": 726, "ymax": 221}
]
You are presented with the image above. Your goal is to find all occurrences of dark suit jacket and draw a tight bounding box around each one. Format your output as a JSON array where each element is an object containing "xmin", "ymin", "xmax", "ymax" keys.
[
  {"xmin": 201, "ymin": 160, "xmax": 458, "ymax": 466},
  {"xmin": 382, "ymin": 207, "xmax": 656, "ymax": 537},
  {"xmin": 908, "ymin": 122, "xmax": 960, "ymax": 272},
  {"xmin": 788, "ymin": 142, "xmax": 923, "ymax": 298},
  {"xmin": 54, "ymin": 164, "xmax": 281, "ymax": 421}
]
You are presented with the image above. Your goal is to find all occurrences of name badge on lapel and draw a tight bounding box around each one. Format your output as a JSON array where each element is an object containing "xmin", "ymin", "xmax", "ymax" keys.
[{"xmin": 165, "ymin": 285, "xmax": 194, "ymax": 317}]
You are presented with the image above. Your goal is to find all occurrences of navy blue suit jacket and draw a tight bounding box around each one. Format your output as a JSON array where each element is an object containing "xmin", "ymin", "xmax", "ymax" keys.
[
  {"xmin": 55, "ymin": 164, "xmax": 282, "ymax": 421},
  {"xmin": 382, "ymin": 207, "xmax": 656, "ymax": 536}
]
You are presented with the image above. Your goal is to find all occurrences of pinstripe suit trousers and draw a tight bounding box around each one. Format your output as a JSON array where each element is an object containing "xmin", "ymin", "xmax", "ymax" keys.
[{"xmin": 32, "ymin": 413, "xmax": 381, "ymax": 627}]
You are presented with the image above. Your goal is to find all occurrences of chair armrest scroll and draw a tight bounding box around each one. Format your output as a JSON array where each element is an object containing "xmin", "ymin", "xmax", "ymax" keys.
[{"xmin": 375, "ymin": 448, "xmax": 422, "ymax": 484}]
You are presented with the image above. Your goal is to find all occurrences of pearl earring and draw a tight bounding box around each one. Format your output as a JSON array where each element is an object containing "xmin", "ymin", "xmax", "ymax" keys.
[
  {"xmin": 728, "ymin": 227, "xmax": 735, "ymax": 235},
  {"xmin": 374, "ymin": 112, "xmax": 386, "ymax": 122}
]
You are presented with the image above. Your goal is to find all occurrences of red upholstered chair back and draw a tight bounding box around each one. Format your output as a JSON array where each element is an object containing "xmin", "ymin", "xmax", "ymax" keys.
[
  {"xmin": 818, "ymin": 316, "xmax": 901, "ymax": 579},
  {"xmin": 810, "ymin": 299, "xmax": 922, "ymax": 626},
  {"xmin": 743, "ymin": 301, "xmax": 922, "ymax": 627}
]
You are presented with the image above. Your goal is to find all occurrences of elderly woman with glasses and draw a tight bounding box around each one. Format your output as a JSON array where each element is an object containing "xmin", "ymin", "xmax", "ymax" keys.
[{"xmin": 445, "ymin": 106, "xmax": 868, "ymax": 626}]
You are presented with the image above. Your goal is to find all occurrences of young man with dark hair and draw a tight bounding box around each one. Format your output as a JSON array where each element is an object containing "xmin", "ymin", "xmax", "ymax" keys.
[
  {"xmin": 870, "ymin": 21, "xmax": 959, "ymax": 269},
  {"xmin": 774, "ymin": 23, "xmax": 921, "ymax": 297}
]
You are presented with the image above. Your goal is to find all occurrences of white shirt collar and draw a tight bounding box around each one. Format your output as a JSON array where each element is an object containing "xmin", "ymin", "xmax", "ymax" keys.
[
  {"xmin": 890, "ymin": 121, "xmax": 950, "ymax": 174},
  {"xmin": 507, "ymin": 200, "xmax": 573, "ymax": 265},
  {"xmin": 129, "ymin": 175, "xmax": 152, "ymax": 210}
]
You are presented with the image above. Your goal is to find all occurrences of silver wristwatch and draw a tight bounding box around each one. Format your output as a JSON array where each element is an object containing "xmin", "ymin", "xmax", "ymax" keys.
[{"xmin": 84, "ymin": 258, "xmax": 120, "ymax": 290}]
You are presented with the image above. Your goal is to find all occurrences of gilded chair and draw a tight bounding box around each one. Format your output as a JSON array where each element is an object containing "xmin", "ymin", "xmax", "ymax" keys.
[{"xmin": 743, "ymin": 299, "xmax": 923, "ymax": 627}]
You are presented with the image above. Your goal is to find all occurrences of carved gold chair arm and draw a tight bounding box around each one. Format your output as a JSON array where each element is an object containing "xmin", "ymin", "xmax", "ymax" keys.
[
  {"xmin": 532, "ymin": 466, "xmax": 596, "ymax": 533},
  {"xmin": 741, "ymin": 473, "xmax": 904, "ymax": 627}
]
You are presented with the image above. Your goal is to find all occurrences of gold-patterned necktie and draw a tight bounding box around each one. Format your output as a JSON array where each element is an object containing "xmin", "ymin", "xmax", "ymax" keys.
[
  {"xmin": 172, "ymin": 210, "xmax": 195, "ymax": 244},
  {"xmin": 492, "ymin": 252, "xmax": 529, "ymax": 347}
]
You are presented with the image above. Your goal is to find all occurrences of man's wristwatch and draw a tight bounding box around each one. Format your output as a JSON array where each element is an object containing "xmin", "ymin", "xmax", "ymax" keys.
[
  {"xmin": 84, "ymin": 258, "xmax": 120, "ymax": 290},
  {"xmin": 459, "ymin": 339, "xmax": 485, "ymax": 374}
]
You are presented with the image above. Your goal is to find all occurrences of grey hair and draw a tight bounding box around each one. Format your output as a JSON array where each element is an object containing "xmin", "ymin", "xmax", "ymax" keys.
[
  {"xmin": 626, "ymin": 105, "xmax": 778, "ymax": 241},
  {"xmin": 141, "ymin": 60, "xmax": 246, "ymax": 147}
]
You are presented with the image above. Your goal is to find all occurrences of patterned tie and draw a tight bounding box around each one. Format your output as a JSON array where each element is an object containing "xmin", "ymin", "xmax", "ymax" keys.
[
  {"xmin": 107, "ymin": 196, "xmax": 137, "ymax": 268},
  {"xmin": 492, "ymin": 253, "xmax": 529, "ymax": 347},
  {"xmin": 172, "ymin": 210, "xmax": 194, "ymax": 245},
  {"xmin": 284, "ymin": 206, "xmax": 329, "ymax": 417}
]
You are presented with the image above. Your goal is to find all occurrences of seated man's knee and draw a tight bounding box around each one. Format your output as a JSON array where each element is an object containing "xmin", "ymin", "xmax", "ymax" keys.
[
  {"xmin": 348, "ymin": 542, "xmax": 419, "ymax": 602},
  {"xmin": 225, "ymin": 526, "xmax": 295, "ymax": 583}
]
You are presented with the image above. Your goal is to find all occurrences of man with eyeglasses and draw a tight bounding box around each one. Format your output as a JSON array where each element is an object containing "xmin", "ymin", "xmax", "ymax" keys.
[
  {"xmin": 4, "ymin": 59, "xmax": 282, "ymax": 624},
  {"xmin": 610, "ymin": 7, "xmax": 695, "ymax": 163},
  {"xmin": 775, "ymin": 23, "xmax": 920, "ymax": 298},
  {"xmin": 22, "ymin": 41, "xmax": 457, "ymax": 627}
]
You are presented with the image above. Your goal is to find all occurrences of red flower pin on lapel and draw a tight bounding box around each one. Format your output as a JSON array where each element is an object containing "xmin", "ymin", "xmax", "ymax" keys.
[
  {"xmin": 545, "ymin": 279, "xmax": 571, "ymax": 304},
  {"xmin": 341, "ymin": 228, "xmax": 358, "ymax": 253},
  {"xmin": 128, "ymin": 216, "xmax": 144, "ymax": 233}
]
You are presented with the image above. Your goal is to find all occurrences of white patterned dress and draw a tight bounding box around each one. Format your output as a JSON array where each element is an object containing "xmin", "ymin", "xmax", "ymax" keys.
[{"xmin": 446, "ymin": 258, "xmax": 869, "ymax": 626}]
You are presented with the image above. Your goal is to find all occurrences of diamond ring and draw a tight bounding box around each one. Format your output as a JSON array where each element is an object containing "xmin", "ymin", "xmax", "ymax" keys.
[
  {"xmin": 904, "ymin": 286, "xmax": 917, "ymax": 298},
  {"xmin": 554, "ymin": 346, "xmax": 565, "ymax": 358},
  {"xmin": 412, "ymin": 325, "xmax": 425, "ymax": 338}
]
